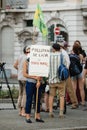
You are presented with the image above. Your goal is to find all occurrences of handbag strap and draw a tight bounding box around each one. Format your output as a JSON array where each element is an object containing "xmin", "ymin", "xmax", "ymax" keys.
[{"xmin": 60, "ymin": 53, "xmax": 63, "ymax": 64}]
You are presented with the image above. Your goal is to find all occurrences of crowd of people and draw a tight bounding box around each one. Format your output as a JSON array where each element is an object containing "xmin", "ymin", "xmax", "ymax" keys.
[{"xmin": 14, "ymin": 40, "xmax": 87, "ymax": 123}]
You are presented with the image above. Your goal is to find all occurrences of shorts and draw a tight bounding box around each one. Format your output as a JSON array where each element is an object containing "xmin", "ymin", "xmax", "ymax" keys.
[
  {"xmin": 49, "ymin": 81, "xmax": 66, "ymax": 97},
  {"xmin": 71, "ymin": 72, "xmax": 83, "ymax": 80}
]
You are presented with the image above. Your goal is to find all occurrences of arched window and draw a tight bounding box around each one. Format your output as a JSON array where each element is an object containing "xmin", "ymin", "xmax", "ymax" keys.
[{"xmin": 1, "ymin": 26, "xmax": 14, "ymax": 67}]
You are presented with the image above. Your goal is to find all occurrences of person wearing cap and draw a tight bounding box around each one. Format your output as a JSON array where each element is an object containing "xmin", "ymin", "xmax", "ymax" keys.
[
  {"xmin": 49, "ymin": 43, "xmax": 67, "ymax": 118},
  {"xmin": 57, "ymin": 41, "xmax": 78, "ymax": 109},
  {"xmin": 13, "ymin": 46, "xmax": 30, "ymax": 116}
]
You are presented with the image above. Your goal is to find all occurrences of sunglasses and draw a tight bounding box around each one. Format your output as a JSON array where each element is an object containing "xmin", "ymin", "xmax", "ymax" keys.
[{"xmin": 26, "ymin": 52, "xmax": 30, "ymax": 54}]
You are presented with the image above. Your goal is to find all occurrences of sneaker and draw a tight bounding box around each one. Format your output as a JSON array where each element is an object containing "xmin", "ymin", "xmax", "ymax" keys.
[
  {"xmin": 26, "ymin": 119, "xmax": 32, "ymax": 123},
  {"xmin": 49, "ymin": 112, "xmax": 54, "ymax": 118}
]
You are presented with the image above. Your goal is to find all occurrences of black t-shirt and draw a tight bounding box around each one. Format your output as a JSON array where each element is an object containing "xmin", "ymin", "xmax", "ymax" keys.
[
  {"xmin": 81, "ymin": 49, "xmax": 86, "ymax": 58},
  {"xmin": 79, "ymin": 47, "xmax": 86, "ymax": 58}
]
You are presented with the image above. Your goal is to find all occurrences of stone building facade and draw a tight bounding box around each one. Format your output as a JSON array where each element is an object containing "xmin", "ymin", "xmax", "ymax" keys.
[{"xmin": 0, "ymin": 0, "xmax": 87, "ymax": 76}]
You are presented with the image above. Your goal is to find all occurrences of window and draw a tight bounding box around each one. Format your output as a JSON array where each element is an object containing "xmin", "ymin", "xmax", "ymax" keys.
[
  {"xmin": 25, "ymin": 20, "xmax": 33, "ymax": 27},
  {"xmin": 1, "ymin": 26, "xmax": 14, "ymax": 65},
  {"xmin": 0, "ymin": 0, "xmax": 6, "ymax": 9},
  {"xmin": 48, "ymin": 24, "xmax": 54, "ymax": 43},
  {"xmin": 0, "ymin": 0, "xmax": 2, "ymax": 8}
]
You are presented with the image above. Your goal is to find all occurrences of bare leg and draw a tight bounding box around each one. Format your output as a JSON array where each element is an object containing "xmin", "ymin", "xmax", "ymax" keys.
[
  {"xmin": 66, "ymin": 77, "xmax": 78, "ymax": 105},
  {"xmin": 71, "ymin": 79, "xmax": 77, "ymax": 95},
  {"xmin": 26, "ymin": 114, "xmax": 31, "ymax": 119},
  {"xmin": 21, "ymin": 107, "xmax": 26, "ymax": 116},
  {"xmin": 59, "ymin": 96, "xmax": 65, "ymax": 118},
  {"xmin": 49, "ymin": 95, "xmax": 54, "ymax": 117},
  {"xmin": 44, "ymin": 93, "xmax": 49, "ymax": 111},
  {"xmin": 78, "ymin": 78, "xmax": 85, "ymax": 105},
  {"xmin": 49, "ymin": 95, "xmax": 54, "ymax": 113}
]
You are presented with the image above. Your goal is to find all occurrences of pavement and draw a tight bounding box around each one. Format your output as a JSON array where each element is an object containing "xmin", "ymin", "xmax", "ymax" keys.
[{"xmin": 0, "ymin": 103, "xmax": 87, "ymax": 130}]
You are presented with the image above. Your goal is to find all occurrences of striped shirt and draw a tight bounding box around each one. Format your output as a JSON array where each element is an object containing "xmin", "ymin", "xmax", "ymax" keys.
[{"xmin": 49, "ymin": 51, "xmax": 67, "ymax": 83}]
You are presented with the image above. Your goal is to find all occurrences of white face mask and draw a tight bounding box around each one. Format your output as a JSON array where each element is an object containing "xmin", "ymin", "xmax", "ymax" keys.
[{"xmin": 26, "ymin": 53, "xmax": 30, "ymax": 59}]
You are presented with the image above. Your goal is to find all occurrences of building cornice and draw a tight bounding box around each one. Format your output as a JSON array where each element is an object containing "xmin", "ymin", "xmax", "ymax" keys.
[{"xmin": 1, "ymin": 3, "xmax": 81, "ymax": 13}]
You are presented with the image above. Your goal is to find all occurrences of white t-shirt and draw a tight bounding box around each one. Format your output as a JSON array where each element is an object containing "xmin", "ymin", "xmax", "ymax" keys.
[{"xmin": 17, "ymin": 54, "xmax": 27, "ymax": 81}]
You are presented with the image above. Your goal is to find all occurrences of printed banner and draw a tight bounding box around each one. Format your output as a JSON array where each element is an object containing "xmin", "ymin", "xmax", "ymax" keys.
[{"xmin": 29, "ymin": 45, "xmax": 50, "ymax": 77}]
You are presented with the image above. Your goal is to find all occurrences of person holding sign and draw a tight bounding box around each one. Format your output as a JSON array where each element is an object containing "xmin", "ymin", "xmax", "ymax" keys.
[{"xmin": 23, "ymin": 48, "xmax": 44, "ymax": 123}]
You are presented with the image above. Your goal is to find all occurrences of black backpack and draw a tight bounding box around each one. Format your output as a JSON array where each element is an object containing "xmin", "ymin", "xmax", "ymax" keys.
[{"xmin": 69, "ymin": 54, "xmax": 82, "ymax": 77}]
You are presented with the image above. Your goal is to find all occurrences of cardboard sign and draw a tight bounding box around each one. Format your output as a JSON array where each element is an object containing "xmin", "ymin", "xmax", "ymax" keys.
[{"xmin": 29, "ymin": 45, "xmax": 50, "ymax": 77}]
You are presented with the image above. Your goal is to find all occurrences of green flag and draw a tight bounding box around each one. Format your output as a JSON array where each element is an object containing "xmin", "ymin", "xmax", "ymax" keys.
[{"xmin": 33, "ymin": 4, "xmax": 48, "ymax": 37}]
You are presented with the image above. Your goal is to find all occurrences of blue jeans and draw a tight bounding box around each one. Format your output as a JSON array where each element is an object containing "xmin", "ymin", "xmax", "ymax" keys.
[{"xmin": 25, "ymin": 81, "xmax": 41, "ymax": 114}]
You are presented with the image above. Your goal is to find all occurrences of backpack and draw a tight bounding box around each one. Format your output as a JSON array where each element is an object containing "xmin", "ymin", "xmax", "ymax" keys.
[
  {"xmin": 69, "ymin": 54, "xmax": 82, "ymax": 77},
  {"xmin": 57, "ymin": 54, "xmax": 69, "ymax": 81}
]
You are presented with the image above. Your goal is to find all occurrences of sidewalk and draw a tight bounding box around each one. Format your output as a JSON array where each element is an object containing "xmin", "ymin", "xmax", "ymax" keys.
[{"xmin": 0, "ymin": 103, "xmax": 87, "ymax": 130}]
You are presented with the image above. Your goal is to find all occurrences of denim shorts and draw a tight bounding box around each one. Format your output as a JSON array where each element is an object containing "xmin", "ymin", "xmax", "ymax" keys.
[{"xmin": 71, "ymin": 72, "xmax": 83, "ymax": 80}]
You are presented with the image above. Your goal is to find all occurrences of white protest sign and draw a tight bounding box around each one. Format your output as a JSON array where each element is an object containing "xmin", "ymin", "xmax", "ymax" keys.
[{"xmin": 29, "ymin": 45, "xmax": 50, "ymax": 77}]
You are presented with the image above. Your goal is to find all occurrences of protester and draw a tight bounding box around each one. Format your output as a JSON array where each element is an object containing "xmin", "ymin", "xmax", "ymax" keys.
[
  {"xmin": 48, "ymin": 43, "xmax": 67, "ymax": 118},
  {"xmin": 44, "ymin": 81, "xmax": 49, "ymax": 112},
  {"xmin": 13, "ymin": 46, "xmax": 30, "ymax": 116},
  {"xmin": 70, "ymin": 43, "xmax": 85, "ymax": 106},
  {"xmin": 73, "ymin": 40, "xmax": 86, "ymax": 103},
  {"xmin": 83, "ymin": 57, "xmax": 87, "ymax": 84},
  {"xmin": 83, "ymin": 57, "xmax": 87, "ymax": 111},
  {"xmin": 44, "ymin": 78, "xmax": 49, "ymax": 112},
  {"xmin": 41, "ymin": 78, "xmax": 49, "ymax": 112},
  {"xmin": 74, "ymin": 40, "xmax": 86, "ymax": 65},
  {"xmin": 23, "ymin": 48, "xmax": 44, "ymax": 123},
  {"xmin": 57, "ymin": 41, "xmax": 78, "ymax": 109}
]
